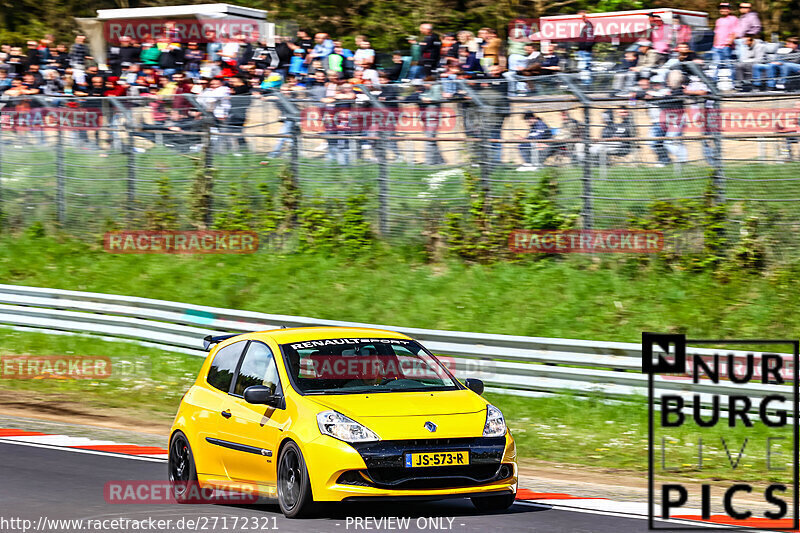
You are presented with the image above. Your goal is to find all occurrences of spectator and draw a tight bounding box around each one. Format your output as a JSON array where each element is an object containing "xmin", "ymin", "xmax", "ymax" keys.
[
  {"xmin": 353, "ymin": 39, "xmax": 375, "ymax": 72},
  {"xmin": 309, "ymin": 33, "xmax": 334, "ymax": 65},
  {"xmin": 712, "ymin": 2, "xmax": 737, "ymax": 79},
  {"xmin": 457, "ymin": 46, "xmax": 481, "ymax": 77},
  {"xmin": 289, "ymin": 48, "xmax": 309, "ymax": 80},
  {"xmin": 576, "ymin": 10, "xmax": 595, "ymax": 83},
  {"xmin": 386, "ymin": 52, "xmax": 405, "ymax": 81},
  {"xmin": 69, "ymin": 34, "xmax": 90, "ymax": 71},
  {"xmin": 648, "ymin": 15, "xmax": 672, "ymax": 61},
  {"xmin": 25, "ymin": 40, "xmax": 41, "ymax": 70},
  {"xmin": 630, "ymin": 40, "xmax": 663, "ymax": 78},
  {"xmin": 293, "ymin": 30, "xmax": 314, "ymax": 57},
  {"xmin": 736, "ymin": 2, "xmax": 762, "ymax": 38},
  {"xmin": 0, "ymin": 69, "xmax": 11, "ymax": 93},
  {"xmin": 612, "ymin": 50, "xmax": 640, "ymax": 94},
  {"xmin": 630, "ymin": 76, "xmax": 671, "ymax": 167},
  {"xmin": 735, "ymin": 34, "xmax": 766, "ymax": 90},
  {"xmin": 52, "ymin": 43, "xmax": 70, "ymax": 72},
  {"xmin": 517, "ymin": 111, "xmax": 552, "ymax": 171},
  {"xmin": 589, "ymin": 109, "xmax": 635, "ymax": 164},
  {"xmin": 420, "ymin": 24, "xmax": 442, "ymax": 76},
  {"xmin": 205, "ymin": 29, "xmax": 223, "ymax": 62},
  {"xmin": 481, "ymin": 28, "xmax": 504, "ymax": 69},
  {"xmin": 507, "ymin": 23, "xmax": 529, "ymax": 75},
  {"xmin": 407, "ymin": 35, "xmax": 423, "ymax": 79},
  {"xmin": 184, "ymin": 42, "xmax": 203, "ymax": 79},
  {"xmin": 40, "ymin": 68, "xmax": 62, "ymax": 95},
  {"xmin": 140, "ymin": 41, "xmax": 161, "ymax": 67},
  {"xmin": 772, "ymin": 37, "xmax": 800, "ymax": 90}
]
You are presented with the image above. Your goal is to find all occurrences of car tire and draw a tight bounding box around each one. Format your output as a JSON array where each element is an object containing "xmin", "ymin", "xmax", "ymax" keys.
[
  {"xmin": 168, "ymin": 431, "xmax": 198, "ymax": 504},
  {"xmin": 470, "ymin": 492, "xmax": 516, "ymax": 512},
  {"xmin": 277, "ymin": 441, "xmax": 315, "ymax": 518}
]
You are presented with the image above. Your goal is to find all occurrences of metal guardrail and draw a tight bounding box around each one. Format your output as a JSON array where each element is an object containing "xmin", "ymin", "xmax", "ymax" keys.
[{"xmin": 0, "ymin": 284, "xmax": 790, "ymax": 404}]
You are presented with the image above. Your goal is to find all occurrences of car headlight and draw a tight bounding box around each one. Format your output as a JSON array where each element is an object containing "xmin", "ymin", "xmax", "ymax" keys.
[
  {"xmin": 483, "ymin": 404, "xmax": 507, "ymax": 437},
  {"xmin": 317, "ymin": 410, "xmax": 380, "ymax": 443}
]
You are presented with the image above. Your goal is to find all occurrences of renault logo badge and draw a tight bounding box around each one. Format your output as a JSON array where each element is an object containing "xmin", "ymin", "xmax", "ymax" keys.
[{"xmin": 424, "ymin": 421, "xmax": 437, "ymax": 433}]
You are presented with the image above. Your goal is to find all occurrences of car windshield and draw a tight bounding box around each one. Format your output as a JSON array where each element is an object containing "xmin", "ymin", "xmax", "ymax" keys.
[{"xmin": 280, "ymin": 337, "xmax": 459, "ymax": 394}]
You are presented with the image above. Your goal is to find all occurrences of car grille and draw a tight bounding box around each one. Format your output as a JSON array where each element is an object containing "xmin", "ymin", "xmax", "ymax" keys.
[{"xmin": 346, "ymin": 437, "xmax": 509, "ymax": 490}]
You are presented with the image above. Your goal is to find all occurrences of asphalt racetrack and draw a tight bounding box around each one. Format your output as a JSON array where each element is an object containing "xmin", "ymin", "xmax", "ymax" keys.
[{"xmin": 0, "ymin": 441, "xmax": 700, "ymax": 533}]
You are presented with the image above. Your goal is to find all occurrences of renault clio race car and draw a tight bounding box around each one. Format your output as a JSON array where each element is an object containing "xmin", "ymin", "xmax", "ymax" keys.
[{"xmin": 169, "ymin": 327, "xmax": 517, "ymax": 518}]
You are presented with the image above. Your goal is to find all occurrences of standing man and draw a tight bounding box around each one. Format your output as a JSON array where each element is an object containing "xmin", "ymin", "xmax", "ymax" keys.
[
  {"xmin": 419, "ymin": 23, "xmax": 441, "ymax": 77},
  {"xmin": 576, "ymin": 10, "xmax": 594, "ymax": 85},
  {"xmin": 736, "ymin": 2, "xmax": 762, "ymax": 39},
  {"xmin": 711, "ymin": 3, "xmax": 738, "ymax": 80}
]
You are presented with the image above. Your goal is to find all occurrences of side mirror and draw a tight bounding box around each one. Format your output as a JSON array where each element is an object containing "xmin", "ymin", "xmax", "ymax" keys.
[
  {"xmin": 464, "ymin": 378, "xmax": 484, "ymax": 395},
  {"xmin": 243, "ymin": 385, "xmax": 280, "ymax": 406}
]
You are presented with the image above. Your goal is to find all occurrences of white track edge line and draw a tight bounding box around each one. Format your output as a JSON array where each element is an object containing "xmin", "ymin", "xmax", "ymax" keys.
[{"xmin": 0, "ymin": 437, "xmax": 168, "ymax": 463}]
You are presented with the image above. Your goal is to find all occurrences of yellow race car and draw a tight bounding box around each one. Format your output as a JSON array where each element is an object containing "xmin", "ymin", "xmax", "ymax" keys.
[{"xmin": 169, "ymin": 327, "xmax": 517, "ymax": 517}]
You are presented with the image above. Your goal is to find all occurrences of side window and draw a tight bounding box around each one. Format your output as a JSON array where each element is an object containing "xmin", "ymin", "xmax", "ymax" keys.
[
  {"xmin": 207, "ymin": 341, "xmax": 247, "ymax": 392},
  {"xmin": 233, "ymin": 342, "xmax": 282, "ymax": 397}
]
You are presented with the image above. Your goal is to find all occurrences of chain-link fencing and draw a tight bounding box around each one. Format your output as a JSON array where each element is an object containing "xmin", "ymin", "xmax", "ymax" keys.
[{"xmin": 2, "ymin": 71, "xmax": 800, "ymax": 260}]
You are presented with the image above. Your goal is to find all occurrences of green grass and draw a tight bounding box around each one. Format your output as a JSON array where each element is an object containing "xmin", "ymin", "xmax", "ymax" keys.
[
  {"xmin": 1, "ymin": 234, "xmax": 799, "ymax": 342},
  {"xmin": 0, "ymin": 328, "xmax": 202, "ymax": 420}
]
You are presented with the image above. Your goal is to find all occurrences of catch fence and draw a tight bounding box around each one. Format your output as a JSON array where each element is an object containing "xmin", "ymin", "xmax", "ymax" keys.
[{"xmin": 2, "ymin": 71, "xmax": 800, "ymax": 259}]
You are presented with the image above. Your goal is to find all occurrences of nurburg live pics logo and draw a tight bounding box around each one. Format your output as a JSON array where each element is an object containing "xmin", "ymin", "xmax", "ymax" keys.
[{"xmin": 643, "ymin": 332, "xmax": 800, "ymax": 530}]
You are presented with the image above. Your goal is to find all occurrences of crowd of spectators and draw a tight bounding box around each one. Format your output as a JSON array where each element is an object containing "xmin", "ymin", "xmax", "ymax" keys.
[{"xmin": 0, "ymin": 4, "xmax": 798, "ymax": 166}]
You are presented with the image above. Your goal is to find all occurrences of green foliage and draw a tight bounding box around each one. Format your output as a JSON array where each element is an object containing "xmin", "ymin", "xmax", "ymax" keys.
[
  {"xmin": 297, "ymin": 194, "xmax": 375, "ymax": 257},
  {"xmin": 25, "ymin": 221, "xmax": 46, "ymax": 239},
  {"xmin": 443, "ymin": 171, "xmax": 575, "ymax": 263},
  {"xmin": 190, "ymin": 158, "xmax": 214, "ymax": 229},
  {"xmin": 144, "ymin": 173, "xmax": 178, "ymax": 231},
  {"xmin": 628, "ymin": 178, "xmax": 734, "ymax": 272},
  {"xmin": 213, "ymin": 180, "xmax": 255, "ymax": 231}
]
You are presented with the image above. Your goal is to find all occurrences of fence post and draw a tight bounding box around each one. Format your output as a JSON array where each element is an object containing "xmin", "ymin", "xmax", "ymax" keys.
[
  {"xmin": 560, "ymin": 75, "xmax": 594, "ymax": 229},
  {"xmin": 377, "ymin": 130, "xmax": 389, "ymax": 235},
  {"xmin": 581, "ymin": 104, "xmax": 593, "ymax": 230},
  {"xmin": 203, "ymin": 122, "xmax": 214, "ymax": 228},
  {"xmin": 686, "ymin": 63, "xmax": 726, "ymax": 205},
  {"xmin": 290, "ymin": 120, "xmax": 300, "ymax": 187},
  {"xmin": 126, "ymin": 127, "xmax": 136, "ymax": 223},
  {"xmin": 56, "ymin": 127, "xmax": 66, "ymax": 226},
  {"xmin": 456, "ymin": 81, "xmax": 490, "ymax": 193}
]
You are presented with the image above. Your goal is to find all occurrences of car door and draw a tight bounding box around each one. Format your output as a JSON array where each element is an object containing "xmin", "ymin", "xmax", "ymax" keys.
[
  {"xmin": 192, "ymin": 340, "xmax": 249, "ymax": 479},
  {"xmin": 217, "ymin": 341, "xmax": 287, "ymax": 492}
]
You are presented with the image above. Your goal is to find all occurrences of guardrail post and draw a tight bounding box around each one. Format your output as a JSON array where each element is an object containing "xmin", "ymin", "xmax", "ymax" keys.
[{"xmin": 56, "ymin": 127, "xmax": 66, "ymax": 226}]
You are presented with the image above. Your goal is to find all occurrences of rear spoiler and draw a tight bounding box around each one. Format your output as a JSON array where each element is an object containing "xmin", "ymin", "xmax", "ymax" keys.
[{"xmin": 202, "ymin": 333, "xmax": 241, "ymax": 351}]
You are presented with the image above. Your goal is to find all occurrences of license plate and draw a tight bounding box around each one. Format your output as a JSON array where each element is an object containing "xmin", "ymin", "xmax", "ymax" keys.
[{"xmin": 405, "ymin": 451, "xmax": 469, "ymax": 468}]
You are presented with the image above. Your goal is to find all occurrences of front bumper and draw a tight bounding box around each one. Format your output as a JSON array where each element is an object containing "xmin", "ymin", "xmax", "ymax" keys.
[{"xmin": 304, "ymin": 433, "xmax": 517, "ymax": 502}]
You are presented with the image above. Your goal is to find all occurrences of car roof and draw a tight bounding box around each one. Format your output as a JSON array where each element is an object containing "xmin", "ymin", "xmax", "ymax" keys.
[{"xmin": 236, "ymin": 326, "xmax": 413, "ymax": 345}]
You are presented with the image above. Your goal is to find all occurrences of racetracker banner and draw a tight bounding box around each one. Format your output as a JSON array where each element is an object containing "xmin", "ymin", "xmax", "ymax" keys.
[
  {"xmin": 104, "ymin": 18, "xmax": 262, "ymax": 44},
  {"xmin": 0, "ymin": 107, "xmax": 103, "ymax": 130}
]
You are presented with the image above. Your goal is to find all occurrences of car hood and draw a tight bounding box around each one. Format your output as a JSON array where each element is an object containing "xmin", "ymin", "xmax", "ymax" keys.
[
  {"xmin": 307, "ymin": 389, "xmax": 486, "ymax": 417},
  {"xmin": 307, "ymin": 389, "xmax": 490, "ymax": 440}
]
